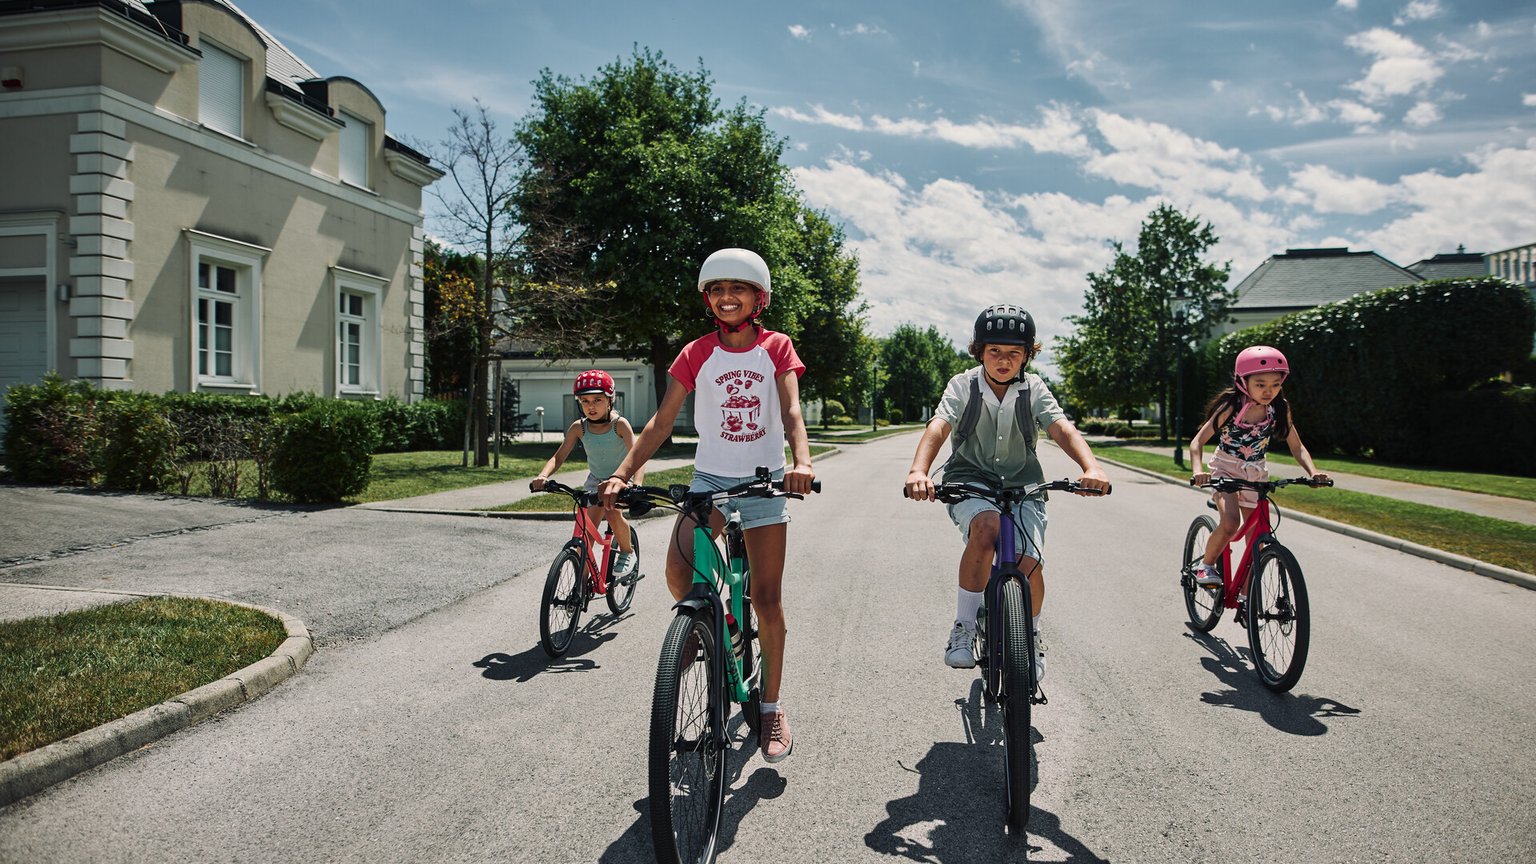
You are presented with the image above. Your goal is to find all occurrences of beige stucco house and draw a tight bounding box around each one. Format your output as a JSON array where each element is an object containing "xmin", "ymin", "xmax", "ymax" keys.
[{"xmin": 0, "ymin": 0, "xmax": 442, "ymax": 416}]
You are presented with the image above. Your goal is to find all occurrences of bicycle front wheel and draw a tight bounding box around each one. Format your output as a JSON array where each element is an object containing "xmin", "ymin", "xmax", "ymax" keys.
[
  {"xmin": 1181, "ymin": 515, "xmax": 1223, "ymax": 632},
  {"xmin": 1001, "ymin": 578, "xmax": 1033, "ymax": 835},
  {"xmin": 649, "ymin": 611, "xmax": 725, "ymax": 864},
  {"xmin": 539, "ymin": 545, "xmax": 584, "ymax": 658},
  {"xmin": 1246, "ymin": 544, "xmax": 1310, "ymax": 692},
  {"xmin": 605, "ymin": 525, "xmax": 641, "ymax": 615}
]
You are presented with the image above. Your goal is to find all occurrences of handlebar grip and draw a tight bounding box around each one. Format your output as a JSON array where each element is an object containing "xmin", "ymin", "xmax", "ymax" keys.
[{"xmin": 810, "ymin": 480, "xmax": 822, "ymax": 494}]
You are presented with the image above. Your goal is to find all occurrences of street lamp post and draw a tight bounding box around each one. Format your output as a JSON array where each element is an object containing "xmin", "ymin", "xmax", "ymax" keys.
[
  {"xmin": 535, "ymin": 406, "xmax": 545, "ymax": 444},
  {"xmin": 871, "ymin": 358, "xmax": 880, "ymax": 432},
  {"xmin": 1171, "ymin": 294, "xmax": 1192, "ymax": 469}
]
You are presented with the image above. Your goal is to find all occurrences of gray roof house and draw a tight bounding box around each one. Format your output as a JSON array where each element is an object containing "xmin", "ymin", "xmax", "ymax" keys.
[
  {"xmin": 1406, "ymin": 248, "xmax": 1488, "ymax": 281},
  {"xmin": 1218, "ymin": 247, "xmax": 1422, "ymax": 335}
]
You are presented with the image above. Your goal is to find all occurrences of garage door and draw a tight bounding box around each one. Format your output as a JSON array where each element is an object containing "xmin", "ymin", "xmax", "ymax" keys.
[{"xmin": 0, "ymin": 278, "xmax": 49, "ymax": 437}]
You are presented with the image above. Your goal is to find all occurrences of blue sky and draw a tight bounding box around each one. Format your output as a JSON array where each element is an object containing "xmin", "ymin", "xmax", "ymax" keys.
[{"xmin": 253, "ymin": 0, "xmax": 1536, "ymax": 369}]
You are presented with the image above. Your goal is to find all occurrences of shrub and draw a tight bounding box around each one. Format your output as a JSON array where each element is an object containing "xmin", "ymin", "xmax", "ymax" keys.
[
  {"xmin": 1079, "ymin": 419, "xmax": 1106, "ymax": 435},
  {"xmin": 834, "ymin": 415, "xmax": 855, "ymax": 425},
  {"xmin": 889, "ymin": 408, "xmax": 905, "ymax": 424},
  {"xmin": 270, "ymin": 401, "xmax": 381, "ymax": 503},
  {"xmin": 1109, "ymin": 423, "xmax": 1135, "ymax": 438},
  {"xmin": 101, "ymin": 394, "xmax": 176, "ymax": 491},
  {"xmin": 1429, "ymin": 385, "xmax": 1536, "ymax": 475},
  {"xmin": 822, "ymin": 399, "xmax": 846, "ymax": 423},
  {"xmin": 2, "ymin": 373, "xmax": 105, "ymax": 485}
]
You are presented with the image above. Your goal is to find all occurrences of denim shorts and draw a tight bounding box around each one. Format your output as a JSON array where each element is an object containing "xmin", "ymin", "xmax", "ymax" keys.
[
  {"xmin": 948, "ymin": 491, "xmax": 1048, "ymax": 566},
  {"xmin": 691, "ymin": 468, "xmax": 790, "ymax": 531}
]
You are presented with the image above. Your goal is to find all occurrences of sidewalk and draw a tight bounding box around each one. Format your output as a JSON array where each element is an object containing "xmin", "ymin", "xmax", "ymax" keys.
[
  {"xmin": 354, "ymin": 456, "xmax": 696, "ymax": 513},
  {"xmin": 1113, "ymin": 443, "xmax": 1536, "ymax": 527}
]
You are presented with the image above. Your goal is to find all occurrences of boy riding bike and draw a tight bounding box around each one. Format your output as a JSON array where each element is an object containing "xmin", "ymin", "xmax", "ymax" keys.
[{"xmin": 904, "ymin": 304, "xmax": 1110, "ymax": 683}]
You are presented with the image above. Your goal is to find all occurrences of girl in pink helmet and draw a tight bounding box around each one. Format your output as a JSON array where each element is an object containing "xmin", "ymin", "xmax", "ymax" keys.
[
  {"xmin": 599, "ymin": 248, "xmax": 815, "ymax": 765},
  {"xmin": 532, "ymin": 369, "xmax": 640, "ymax": 578},
  {"xmin": 1188, "ymin": 346, "xmax": 1328, "ymax": 589}
]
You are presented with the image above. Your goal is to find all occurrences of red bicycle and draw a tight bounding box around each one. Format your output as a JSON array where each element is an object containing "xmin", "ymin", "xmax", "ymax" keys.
[
  {"xmin": 535, "ymin": 479, "xmax": 643, "ymax": 657},
  {"xmin": 1180, "ymin": 476, "xmax": 1332, "ymax": 691}
]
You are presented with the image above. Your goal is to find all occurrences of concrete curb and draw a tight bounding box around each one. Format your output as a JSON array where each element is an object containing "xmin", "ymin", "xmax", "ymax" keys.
[
  {"xmin": 1095, "ymin": 453, "xmax": 1536, "ymax": 592},
  {"xmin": 0, "ymin": 599, "xmax": 312, "ymax": 807}
]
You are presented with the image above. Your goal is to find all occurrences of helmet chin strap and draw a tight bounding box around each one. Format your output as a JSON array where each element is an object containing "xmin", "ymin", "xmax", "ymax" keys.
[{"xmin": 985, "ymin": 370, "xmax": 1022, "ymax": 387}]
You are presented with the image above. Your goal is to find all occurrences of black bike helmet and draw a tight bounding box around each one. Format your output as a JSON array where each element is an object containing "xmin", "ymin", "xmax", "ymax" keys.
[{"xmin": 973, "ymin": 304, "xmax": 1036, "ymax": 346}]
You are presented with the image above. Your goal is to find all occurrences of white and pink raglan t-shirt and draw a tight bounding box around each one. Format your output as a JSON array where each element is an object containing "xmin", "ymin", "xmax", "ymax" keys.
[{"xmin": 669, "ymin": 328, "xmax": 805, "ymax": 477}]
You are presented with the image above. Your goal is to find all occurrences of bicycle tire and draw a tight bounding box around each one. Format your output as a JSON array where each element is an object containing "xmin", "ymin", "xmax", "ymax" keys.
[
  {"xmin": 1001, "ymin": 577, "xmax": 1033, "ymax": 835},
  {"xmin": 1181, "ymin": 515, "xmax": 1223, "ymax": 632},
  {"xmin": 977, "ymin": 602, "xmax": 998, "ymax": 704},
  {"xmin": 605, "ymin": 524, "xmax": 642, "ymax": 615},
  {"xmin": 649, "ymin": 611, "xmax": 725, "ymax": 864},
  {"xmin": 1247, "ymin": 544, "xmax": 1310, "ymax": 692},
  {"xmin": 538, "ymin": 545, "xmax": 584, "ymax": 658}
]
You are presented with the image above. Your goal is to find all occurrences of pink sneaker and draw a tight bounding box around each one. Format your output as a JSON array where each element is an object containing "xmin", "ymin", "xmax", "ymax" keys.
[{"xmin": 759, "ymin": 708, "xmax": 793, "ymax": 763}]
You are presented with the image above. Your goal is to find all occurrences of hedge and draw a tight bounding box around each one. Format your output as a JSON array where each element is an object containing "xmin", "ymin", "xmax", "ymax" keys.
[{"xmin": 1202, "ymin": 277, "xmax": 1535, "ymax": 472}]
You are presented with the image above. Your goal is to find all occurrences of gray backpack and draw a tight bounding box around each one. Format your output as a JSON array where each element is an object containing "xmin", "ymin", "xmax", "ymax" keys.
[{"xmin": 950, "ymin": 368, "xmax": 1037, "ymax": 453}]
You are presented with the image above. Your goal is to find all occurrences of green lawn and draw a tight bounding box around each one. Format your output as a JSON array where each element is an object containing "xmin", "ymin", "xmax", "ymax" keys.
[
  {"xmin": 360, "ymin": 441, "xmax": 700, "ymax": 504},
  {"xmin": 0, "ymin": 597, "xmax": 285, "ymax": 760},
  {"xmin": 1090, "ymin": 443, "xmax": 1536, "ymax": 574},
  {"xmin": 807, "ymin": 424, "xmax": 923, "ymax": 443}
]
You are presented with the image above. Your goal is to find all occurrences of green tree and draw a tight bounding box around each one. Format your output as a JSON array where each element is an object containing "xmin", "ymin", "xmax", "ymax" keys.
[
  {"xmin": 1055, "ymin": 204, "xmax": 1232, "ymax": 437},
  {"xmin": 514, "ymin": 47, "xmax": 862, "ymax": 407},
  {"xmin": 879, "ymin": 324, "xmax": 965, "ymax": 422},
  {"xmin": 783, "ymin": 210, "xmax": 868, "ymax": 402}
]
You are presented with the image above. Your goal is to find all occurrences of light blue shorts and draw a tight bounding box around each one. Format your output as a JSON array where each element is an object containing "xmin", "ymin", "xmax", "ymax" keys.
[
  {"xmin": 948, "ymin": 492, "xmax": 1048, "ymax": 566},
  {"xmin": 691, "ymin": 469, "xmax": 790, "ymax": 531}
]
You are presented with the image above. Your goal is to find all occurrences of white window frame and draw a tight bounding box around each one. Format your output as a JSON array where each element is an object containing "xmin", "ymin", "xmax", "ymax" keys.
[
  {"xmin": 198, "ymin": 40, "xmax": 245, "ymax": 139},
  {"xmin": 338, "ymin": 109, "xmax": 371, "ymax": 188},
  {"xmin": 186, "ymin": 230, "xmax": 267, "ymax": 393},
  {"xmin": 333, "ymin": 267, "xmax": 385, "ymax": 397},
  {"xmin": 0, "ymin": 215, "xmax": 60, "ymax": 374}
]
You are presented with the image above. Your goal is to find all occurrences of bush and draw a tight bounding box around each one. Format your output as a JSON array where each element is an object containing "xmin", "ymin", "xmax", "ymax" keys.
[
  {"xmin": 1080, "ymin": 419, "xmax": 1106, "ymax": 435},
  {"xmin": 1429, "ymin": 385, "xmax": 1536, "ymax": 475},
  {"xmin": 822, "ymin": 399, "xmax": 846, "ymax": 423},
  {"xmin": 1210, "ymin": 277, "xmax": 1535, "ymax": 467},
  {"xmin": 101, "ymin": 394, "xmax": 176, "ymax": 491},
  {"xmin": 889, "ymin": 408, "xmax": 904, "ymax": 424},
  {"xmin": 834, "ymin": 415, "xmax": 855, "ymax": 425},
  {"xmin": 1109, "ymin": 423, "xmax": 1135, "ymax": 439},
  {"xmin": 270, "ymin": 401, "xmax": 382, "ymax": 503},
  {"xmin": 2, "ymin": 373, "xmax": 105, "ymax": 485}
]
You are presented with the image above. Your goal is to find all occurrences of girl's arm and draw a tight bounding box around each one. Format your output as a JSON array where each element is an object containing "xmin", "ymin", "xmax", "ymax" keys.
[
  {"xmin": 777, "ymin": 370, "xmax": 815, "ymax": 494},
  {"xmin": 1046, "ymin": 419, "xmax": 1110, "ymax": 494},
  {"xmin": 598, "ymin": 377, "xmax": 687, "ymax": 507},
  {"xmin": 531, "ymin": 422, "xmax": 582, "ymax": 490},
  {"xmin": 904, "ymin": 417, "xmax": 952, "ymax": 501},
  {"xmin": 616, "ymin": 417, "xmax": 644, "ymax": 485},
  {"xmin": 1188, "ymin": 406, "xmax": 1228, "ymax": 484},
  {"xmin": 1284, "ymin": 425, "xmax": 1329, "ymax": 482}
]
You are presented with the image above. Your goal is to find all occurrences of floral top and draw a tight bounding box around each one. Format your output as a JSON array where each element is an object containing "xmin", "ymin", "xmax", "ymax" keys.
[{"xmin": 1215, "ymin": 405, "xmax": 1274, "ymax": 463}]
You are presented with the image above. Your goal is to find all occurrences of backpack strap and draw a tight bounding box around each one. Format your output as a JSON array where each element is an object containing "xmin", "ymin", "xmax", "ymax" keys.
[{"xmin": 953, "ymin": 368, "xmax": 1036, "ymax": 453}]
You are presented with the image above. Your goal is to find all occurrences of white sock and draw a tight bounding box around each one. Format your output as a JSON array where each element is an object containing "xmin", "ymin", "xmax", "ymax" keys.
[
  {"xmin": 956, "ymin": 588, "xmax": 983, "ymax": 627},
  {"xmin": 760, "ymin": 701, "xmax": 779, "ymax": 715},
  {"xmin": 1033, "ymin": 614, "xmax": 1041, "ymax": 631}
]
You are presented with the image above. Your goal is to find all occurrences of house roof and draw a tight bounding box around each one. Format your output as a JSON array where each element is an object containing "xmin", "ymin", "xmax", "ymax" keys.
[
  {"xmin": 1230, "ymin": 247, "xmax": 1421, "ymax": 310},
  {"xmin": 1406, "ymin": 251, "xmax": 1487, "ymax": 281}
]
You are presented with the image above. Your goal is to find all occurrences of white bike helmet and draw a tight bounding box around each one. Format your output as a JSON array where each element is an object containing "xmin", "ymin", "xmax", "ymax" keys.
[{"xmin": 697, "ymin": 248, "xmax": 772, "ymax": 310}]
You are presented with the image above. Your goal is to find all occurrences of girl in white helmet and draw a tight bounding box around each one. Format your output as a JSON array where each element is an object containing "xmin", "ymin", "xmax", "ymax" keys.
[{"xmin": 601, "ymin": 248, "xmax": 815, "ymax": 765}]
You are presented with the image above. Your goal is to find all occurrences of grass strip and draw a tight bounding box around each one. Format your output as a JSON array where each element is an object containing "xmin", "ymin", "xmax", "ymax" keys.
[
  {"xmin": 493, "ymin": 465, "xmax": 699, "ymax": 512},
  {"xmin": 0, "ymin": 596, "xmax": 286, "ymax": 761},
  {"xmin": 1090, "ymin": 444, "xmax": 1536, "ymax": 574},
  {"xmin": 807, "ymin": 425, "xmax": 923, "ymax": 443}
]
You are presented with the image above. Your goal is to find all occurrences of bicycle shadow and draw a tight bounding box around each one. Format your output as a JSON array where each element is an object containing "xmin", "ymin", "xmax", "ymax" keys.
[
  {"xmin": 863, "ymin": 679, "xmax": 1109, "ymax": 863},
  {"xmin": 597, "ymin": 710, "xmax": 784, "ymax": 863},
  {"xmin": 471, "ymin": 611, "xmax": 634, "ymax": 683},
  {"xmin": 1185, "ymin": 630, "xmax": 1361, "ymax": 736}
]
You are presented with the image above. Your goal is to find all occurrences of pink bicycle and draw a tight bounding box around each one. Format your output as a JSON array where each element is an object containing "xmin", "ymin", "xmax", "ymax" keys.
[
  {"xmin": 535, "ymin": 479, "xmax": 643, "ymax": 657},
  {"xmin": 1180, "ymin": 475, "xmax": 1332, "ymax": 692}
]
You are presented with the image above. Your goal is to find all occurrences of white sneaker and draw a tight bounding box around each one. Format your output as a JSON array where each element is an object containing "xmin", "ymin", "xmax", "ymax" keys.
[
  {"xmin": 944, "ymin": 621, "xmax": 977, "ymax": 668},
  {"xmin": 1033, "ymin": 628, "xmax": 1047, "ymax": 685},
  {"xmin": 1194, "ymin": 564, "xmax": 1222, "ymax": 588},
  {"xmin": 612, "ymin": 551, "xmax": 637, "ymax": 579}
]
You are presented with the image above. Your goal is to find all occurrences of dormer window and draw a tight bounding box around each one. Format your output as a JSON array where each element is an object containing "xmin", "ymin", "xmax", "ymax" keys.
[
  {"xmin": 339, "ymin": 109, "xmax": 371, "ymax": 187},
  {"xmin": 199, "ymin": 41, "xmax": 244, "ymax": 137}
]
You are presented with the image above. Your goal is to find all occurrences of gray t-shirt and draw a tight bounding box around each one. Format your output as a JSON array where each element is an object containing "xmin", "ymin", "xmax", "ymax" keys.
[{"xmin": 932, "ymin": 368, "xmax": 1066, "ymax": 488}]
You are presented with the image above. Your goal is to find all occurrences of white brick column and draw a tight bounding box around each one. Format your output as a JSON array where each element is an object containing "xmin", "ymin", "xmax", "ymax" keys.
[
  {"xmin": 406, "ymin": 225, "xmax": 426, "ymax": 401},
  {"xmin": 67, "ymin": 112, "xmax": 135, "ymax": 390}
]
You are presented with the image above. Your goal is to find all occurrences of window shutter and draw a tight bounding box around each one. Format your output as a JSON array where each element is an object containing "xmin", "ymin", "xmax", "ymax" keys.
[
  {"xmin": 199, "ymin": 43, "xmax": 243, "ymax": 136},
  {"xmin": 339, "ymin": 111, "xmax": 369, "ymax": 186}
]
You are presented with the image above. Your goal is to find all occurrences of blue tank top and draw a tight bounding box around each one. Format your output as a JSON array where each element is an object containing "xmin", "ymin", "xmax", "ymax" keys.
[{"xmin": 579, "ymin": 418, "xmax": 627, "ymax": 478}]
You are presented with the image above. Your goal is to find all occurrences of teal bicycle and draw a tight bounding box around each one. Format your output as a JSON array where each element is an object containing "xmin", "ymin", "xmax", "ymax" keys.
[{"xmin": 619, "ymin": 468, "xmax": 819, "ymax": 864}]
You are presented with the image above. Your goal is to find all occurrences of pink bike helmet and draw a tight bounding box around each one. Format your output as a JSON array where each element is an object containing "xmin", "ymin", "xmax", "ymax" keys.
[
  {"xmin": 573, "ymin": 369, "xmax": 615, "ymax": 399},
  {"xmin": 1233, "ymin": 346, "xmax": 1289, "ymax": 395}
]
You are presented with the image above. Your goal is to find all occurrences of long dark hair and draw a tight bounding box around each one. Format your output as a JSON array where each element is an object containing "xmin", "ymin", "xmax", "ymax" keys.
[{"xmin": 1203, "ymin": 385, "xmax": 1291, "ymax": 441}]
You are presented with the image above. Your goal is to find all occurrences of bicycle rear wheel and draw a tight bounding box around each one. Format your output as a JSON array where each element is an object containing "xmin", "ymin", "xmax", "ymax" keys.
[
  {"xmin": 1246, "ymin": 544, "xmax": 1310, "ymax": 692},
  {"xmin": 649, "ymin": 611, "xmax": 725, "ymax": 864},
  {"xmin": 538, "ymin": 544, "xmax": 584, "ymax": 657},
  {"xmin": 605, "ymin": 525, "xmax": 641, "ymax": 615},
  {"xmin": 1181, "ymin": 515, "xmax": 1223, "ymax": 632},
  {"xmin": 1000, "ymin": 578, "xmax": 1033, "ymax": 835}
]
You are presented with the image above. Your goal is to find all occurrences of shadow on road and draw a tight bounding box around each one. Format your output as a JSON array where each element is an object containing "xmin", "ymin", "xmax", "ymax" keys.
[
  {"xmin": 864, "ymin": 679, "xmax": 1109, "ymax": 863},
  {"xmin": 471, "ymin": 611, "xmax": 634, "ymax": 682},
  {"xmin": 1185, "ymin": 631, "xmax": 1361, "ymax": 735},
  {"xmin": 598, "ymin": 710, "xmax": 782, "ymax": 863}
]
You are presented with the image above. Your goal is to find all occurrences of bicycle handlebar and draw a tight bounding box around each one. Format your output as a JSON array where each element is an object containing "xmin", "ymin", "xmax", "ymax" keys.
[
  {"xmin": 614, "ymin": 467, "xmax": 821, "ymax": 517},
  {"xmin": 904, "ymin": 478, "xmax": 1111, "ymax": 505},
  {"xmin": 531, "ymin": 478, "xmax": 606, "ymax": 508},
  {"xmin": 1193, "ymin": 476, "xmax": 1334, "ymax": 493}
]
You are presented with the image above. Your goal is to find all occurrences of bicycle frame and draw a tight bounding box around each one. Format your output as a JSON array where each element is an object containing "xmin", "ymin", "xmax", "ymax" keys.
[
  {"xmin": 570, "ymin": 505, "xmax": 616, "ymax": 595},
  {"xmin": 681, "ymin": 511, "xmax": 755, "ymax": 709},
  {"xmin": 1215, "ymin": 495, "xmax": 1275, "ymax": 609}
]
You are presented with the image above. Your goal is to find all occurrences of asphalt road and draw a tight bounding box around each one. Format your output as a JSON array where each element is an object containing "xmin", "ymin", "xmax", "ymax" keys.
[{"xmin": 1, "ymin": 435, "xmax": 1533, "ymax": 863}]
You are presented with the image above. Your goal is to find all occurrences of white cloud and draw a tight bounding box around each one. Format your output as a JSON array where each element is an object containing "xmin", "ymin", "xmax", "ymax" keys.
[
  {"xmin": 1211, "ymin": 80, "xmax": 1226, "ymax": 93},
  {"xmin": 1328, "ymin": 98, "xmax": 1386, "ymax": 131},
  {"xmin": 836, "ymin": 23, "xmax": 887, "ymax": 37},
  {"xmin": 771, "ymin": 102, "xmax": 1094, "ymax": 158},
  {"xmin": 788, "ymin": 24, "xmax": 809, "ymax": 40},
  {"xmin": 1524, "ymin": 93, "xmax": 1536, "ymax": 107},
  {"xmin": 1358, "ymin": 139, "xmax": 1536, "ymax": 261},
  {"xmin": 1404, "ymin": 100, "xmax": 1443, "ymax": 127},
  {"xmin": 1084, "ymin": 111, "xmax": 1271, "ymax": 201},
  {"xmin": 1261, "ymin": 90, "xmax": 1331, "ymax": 125},
  {"xmin": 1393, "ymin": 1, "xmax": 1444, "ymax": 26},
  {"xmin": 1283, "ymin": 165, "xmax": 1400, "ymax": 214},
  {"xmin": 1345, "ymin": 28, "xmax": 1445, "ymax": 104},
  {"xmin": 1336, "ymin": 0, "xmax": 1359, "ymax": 9}
]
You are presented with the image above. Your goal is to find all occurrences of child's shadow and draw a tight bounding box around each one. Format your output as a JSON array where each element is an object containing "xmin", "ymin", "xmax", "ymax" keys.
[
  {"xmin": 1186, "ymin": 631, "xmax": 1361, "ymax": 735},
  {"xmin": 472, "ymin": 612, "xmax": 632, "ymax": 682}
]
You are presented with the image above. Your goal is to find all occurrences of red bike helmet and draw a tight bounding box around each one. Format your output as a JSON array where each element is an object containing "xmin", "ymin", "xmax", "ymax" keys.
[
  {"xmin": 1233, "ymin": 346, "xmax": 1289, "ymax": 395},
  {"xmin": 573, "ymin": 369, "xmax": 615, "ymax": 399}
]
